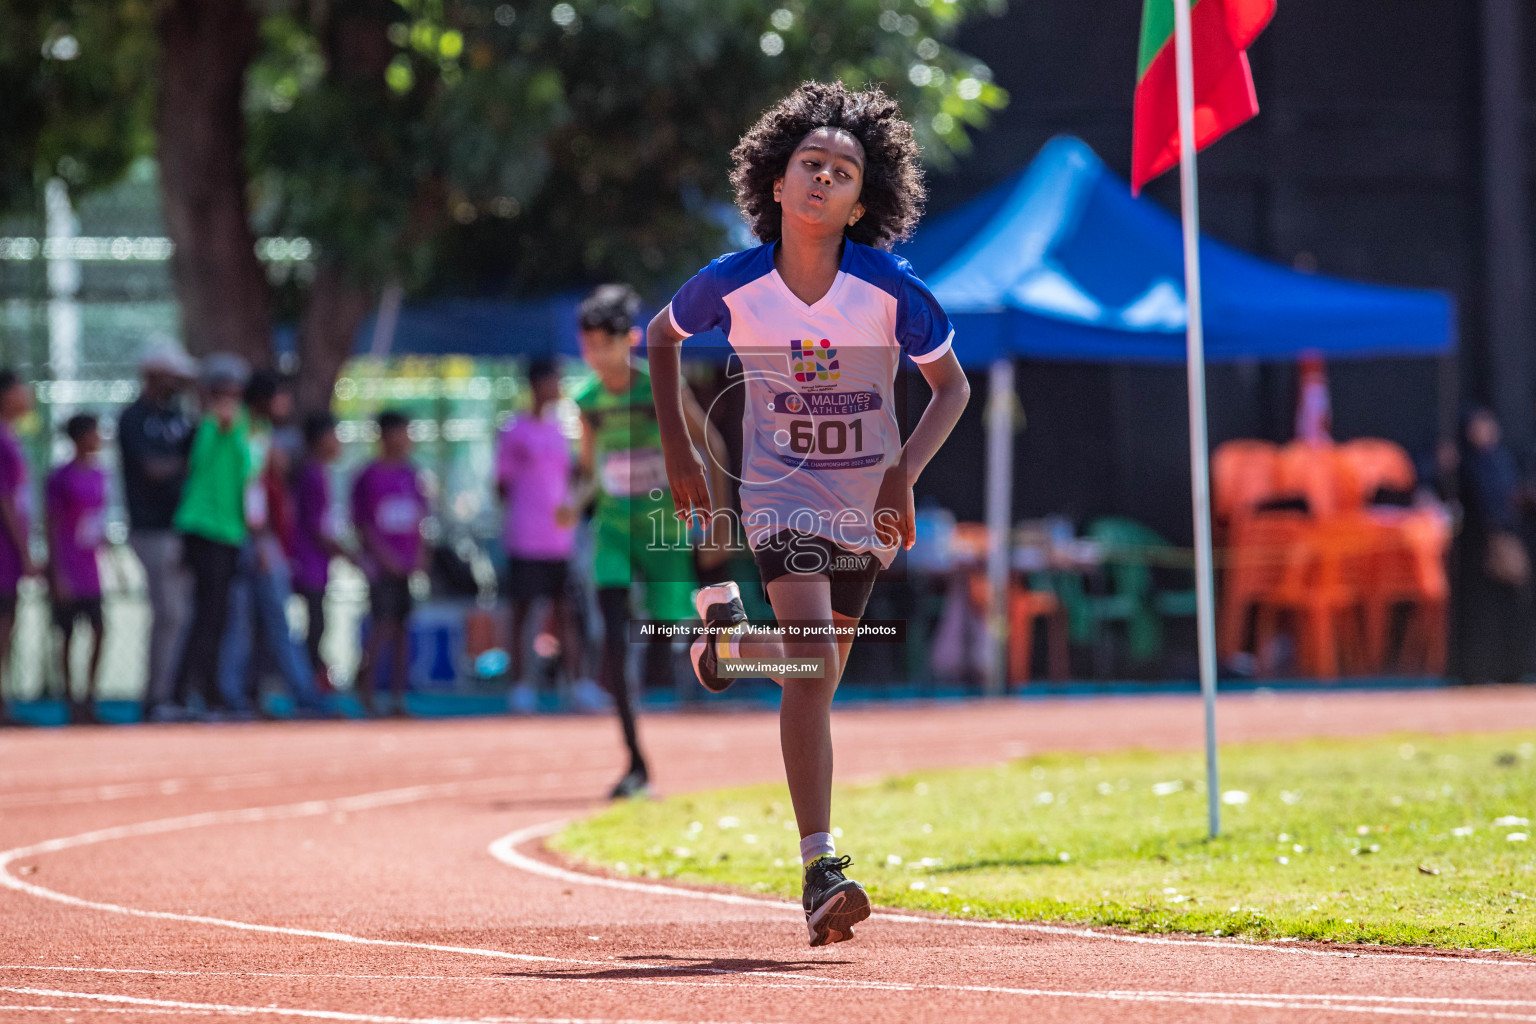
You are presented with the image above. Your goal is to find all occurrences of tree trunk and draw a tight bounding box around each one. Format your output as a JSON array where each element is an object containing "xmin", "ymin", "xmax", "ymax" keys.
[
  {"xmin": 295, "ymin": 262, "xmax": 374, "ymax": 415},
  {"xmin": 155, "ymin": 0, "xmax": 271, "ymax": 366},
  {"xmin": 283, "ymin": 0, "xmax": 398, "ymax": 415}
]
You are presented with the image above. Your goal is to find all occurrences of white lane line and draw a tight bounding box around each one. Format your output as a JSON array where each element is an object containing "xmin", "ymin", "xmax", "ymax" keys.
[
  {"xmin": 0, "ymin": 1006, "xmax": 218, "ymax": 1016},
  {"xmin": 7, "ymin": 775, "xmax": 1534, "ymax": 1018},
  {"xmin": 0, "ymin": 988, "xmax": 792, "ymax": 1024},
  {"xmin": 8, "ymin": 985, "xmax": 1536, "ymax": 1024},
  {"xmin": 10, "ymin": 967, "xmax": 1536, "ymax": 1014},
  {"xmin": 0, "ymin": 759, "xmax": 620, "ymax": 809},
  {"xmin": 489, "ymin": 820, "xmax": 1536, "ymax": 969},
  {"xmin": 0, "ymin": 783, "xmax": 634, "ymax": 972}
]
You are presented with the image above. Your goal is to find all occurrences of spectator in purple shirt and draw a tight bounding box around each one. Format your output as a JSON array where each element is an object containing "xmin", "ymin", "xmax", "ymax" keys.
[
  {"xmin": 0, "ymin": 370, "xmax": 36, "ymax": 727},
  {"xmin": 349, "ymin": 410, "xmax": 427, "ymax": 716},
  {"xmin": 46, "ymin": 414, "xmax": 108, "ymax": 724},
  {"xmin": 496, "ymin": 357, "xmax": 581, "ymax": 713},
  {"xmin": 290, "ymin": 412, "xmax": 347, "ymax": 690}
]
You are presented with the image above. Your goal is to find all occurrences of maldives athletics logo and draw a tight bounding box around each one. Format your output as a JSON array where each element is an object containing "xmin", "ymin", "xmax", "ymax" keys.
[{"xmin": 791, "ymin": 337, "xmax": 839, "ymax": 384}]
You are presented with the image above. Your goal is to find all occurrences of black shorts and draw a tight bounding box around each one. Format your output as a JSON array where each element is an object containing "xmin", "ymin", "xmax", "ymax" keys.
[
  {"xmin": 504, "ymin": 556, "xmax": 569, "ymax": 601},
  {"xmin": 752, "ymin": 530, "xmax": 881, "ymax": 620},
  {"xmin": 52, "ymin": 596, "xmax": 103, "ymax": 631},
  {"xmin": 368, "ymin": 574, "xmax": 414, "ymax": 623}
]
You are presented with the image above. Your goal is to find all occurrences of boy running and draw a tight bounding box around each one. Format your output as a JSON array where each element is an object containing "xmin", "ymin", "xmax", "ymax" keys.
[
  {"xmin": 573, "ymin": 284, "xmax": 727, "ymax": 799},
  {"xmin": 350, "ymin": 410, "xmax": 428, "ymax": 717},
  {"xmin": 46, "ymin": 414, "xmax": 108, "ymax": 724},
  {"xmin": 648, "ymin": 82, "xmax": 971, "ymax": 946}
]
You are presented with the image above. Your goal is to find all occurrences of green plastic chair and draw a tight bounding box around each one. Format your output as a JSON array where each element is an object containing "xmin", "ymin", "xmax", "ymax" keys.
[{"xmin": 1033, "ymin": 517, "xmax": 1191, "ymax": 669}]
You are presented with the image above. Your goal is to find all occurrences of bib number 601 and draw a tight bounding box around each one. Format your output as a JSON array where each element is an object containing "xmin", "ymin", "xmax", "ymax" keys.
[{"xmin": 788, "ymin": 417, "xmax": 863, "ymax": 455}]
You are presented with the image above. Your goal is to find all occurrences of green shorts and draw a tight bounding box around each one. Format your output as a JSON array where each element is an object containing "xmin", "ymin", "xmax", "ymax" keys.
[{"xmin": 592, "ymin": 513, "xmax": 697, "ymax": 622}]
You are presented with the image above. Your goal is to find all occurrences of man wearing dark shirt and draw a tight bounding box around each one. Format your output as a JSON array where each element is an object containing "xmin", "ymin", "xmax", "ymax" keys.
[{"xmin": 118, "ymin": 345, "xmax": 196, "ymax": 717}]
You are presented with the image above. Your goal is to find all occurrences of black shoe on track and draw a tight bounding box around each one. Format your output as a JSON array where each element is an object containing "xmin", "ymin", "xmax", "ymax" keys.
[
  {"xmin": 802, "ymin": 854, "xmax": 871, "ymax": 947},
  {"xmin": 607, "ymin": 767, "xmax": 650, "ymax": 801},
  {"xmin": 689, "ymin": 581, "xmax": 747, "ymax": 694}
]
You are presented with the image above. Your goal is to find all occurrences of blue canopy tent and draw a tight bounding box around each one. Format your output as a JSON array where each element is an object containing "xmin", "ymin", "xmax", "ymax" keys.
[
  {"xmin": 347, "ymin": 293, "xmax": 586, "ymax": 359},
  {"xmin": 900, "ymin": 135, "xmax": 1455, "ymax": 366},
  {"xmin": 897, "ymin": 135, "xmax": 1455, "ymax": 693}
]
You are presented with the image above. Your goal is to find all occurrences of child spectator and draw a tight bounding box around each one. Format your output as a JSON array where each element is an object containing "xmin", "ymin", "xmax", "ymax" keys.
[
  {"xmin": 170, "ymin": 354, "xmax": 251, "ymax": 719},
  {"xmin": 350, "ymin": 410, "xmax": 427, "ymax": 716},
  {"xmin": 496, "ymin": 357, "xmax": 582, "ymax": 713},
  {"xmin": 0, "ymin": 370, "xmax": 36, "ymax": 727},
  {"xmin": 47, "ymin": 414, "xmax": 108, "ymax": 724},
  {"xmin": 291, "ymin": 412, "xmax": 346, "ymax": 690}
]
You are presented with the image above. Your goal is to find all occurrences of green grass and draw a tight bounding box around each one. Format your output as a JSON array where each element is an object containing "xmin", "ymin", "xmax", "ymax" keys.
[{"xmin": 551, "ymin": 732, "xmax": 1536, "ymax": 952}]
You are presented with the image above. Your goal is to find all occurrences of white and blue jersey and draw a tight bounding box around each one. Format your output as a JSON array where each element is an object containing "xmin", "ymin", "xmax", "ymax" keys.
[{"xmin": 666, "ymin": 240, "xmax": 954, "ymax": 568}]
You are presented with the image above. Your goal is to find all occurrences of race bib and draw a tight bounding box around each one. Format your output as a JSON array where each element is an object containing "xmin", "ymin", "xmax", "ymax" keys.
[
  {"xmin": 601, "ymin": 448, "xmax": 669, "ymax": 497},
  {"xmin": 770, "ymin": 389, "xmax": 886, "ymax": 471},
  {"xmin": 75, "ymin": 510, "xmax": 104, "ymax": 548},
  {"xmin": 376, "ymin": 494, "xmax": 421, "ymax": 534}
]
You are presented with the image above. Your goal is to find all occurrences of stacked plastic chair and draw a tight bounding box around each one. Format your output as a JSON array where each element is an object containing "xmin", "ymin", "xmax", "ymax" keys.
[{"xmin": 1212, "ymin": 437, "xmax": 1449, "ymax": 678}]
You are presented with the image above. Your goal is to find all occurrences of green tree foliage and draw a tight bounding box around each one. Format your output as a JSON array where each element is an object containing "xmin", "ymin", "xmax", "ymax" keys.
[
  {"xmin": 250, "ymin": 0, "xmax": 1009, "ymax": 298},
  {"xmin": 0, "ymin": 0, "xmax": 156, "ymax": 215}
]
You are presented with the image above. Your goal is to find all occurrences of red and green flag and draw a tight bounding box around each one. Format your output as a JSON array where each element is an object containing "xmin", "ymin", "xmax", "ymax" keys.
[{"xmin": 1131, "ymin": 0, "xmax": 1275, "ymax": 194}]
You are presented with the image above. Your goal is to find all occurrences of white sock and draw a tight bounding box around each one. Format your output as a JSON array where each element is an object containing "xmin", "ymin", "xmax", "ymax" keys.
[{"xmin": 800, "ymin": 831, "xmax": 835, "ymax": 866}]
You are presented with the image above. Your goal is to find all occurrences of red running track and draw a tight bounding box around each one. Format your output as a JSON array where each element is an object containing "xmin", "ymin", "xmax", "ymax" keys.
[{"xmin": 2, "ymin": 687, "xmax": 1536, "ymax": 1024}]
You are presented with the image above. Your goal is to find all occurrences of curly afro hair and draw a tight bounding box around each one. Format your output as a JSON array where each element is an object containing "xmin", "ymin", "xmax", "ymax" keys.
[{"xmin": 730, "ymin": 81, "xmax": 926, "ymax": 251}]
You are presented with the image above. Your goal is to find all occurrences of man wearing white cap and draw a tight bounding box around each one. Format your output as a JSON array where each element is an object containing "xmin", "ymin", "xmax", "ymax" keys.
[{"xmin": 119, "ymin": 343, "xmax": 197, "ymax": 718}]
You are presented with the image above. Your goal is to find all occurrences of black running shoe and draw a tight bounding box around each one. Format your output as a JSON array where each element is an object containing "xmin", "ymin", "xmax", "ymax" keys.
[
  {"xmin": 689, "ymin": 581, "xmax": 747, "ymax": 693},
  {"xmin": 608, "ymin": 767, "xmax": 650, "ymax": 801},
  {"xmin": 802, "ymin": 854, "xmax": 871, "ymax": 947}
]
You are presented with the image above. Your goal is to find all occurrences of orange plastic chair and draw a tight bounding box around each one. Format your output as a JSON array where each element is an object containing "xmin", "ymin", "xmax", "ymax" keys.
[
  {"xmin": 1277, "ymin": 440, "xmax": 1354, "ymax": 518},
  {"xmin": 1253, "ymin": 514, "xmax": 1376, "ymax": 678},
  {"xmin": 1362, "ymin": 509, "xmax": 1449, "ymax": 674},
  {"xmin": 1339, "ymin": 438, "xmax": 1416, "ymax": 505},
  {"xmin": 1007, "ymin": 584, "xmax": 1069, "ymax": 685},
  {"xmin": 1218, "ymin": 511, "xmax": 1309, "ymax": 661},
  {"xmin": 1213, "ymin": 440, "xmax": 1280, "ymax": 525},
  {"xmin": 962, "ymin": 572, "xmax": 1067, "ymax": 686}
]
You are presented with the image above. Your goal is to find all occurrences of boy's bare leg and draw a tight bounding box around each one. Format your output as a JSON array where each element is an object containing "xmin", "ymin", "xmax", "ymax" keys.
[
  {"xmin": 58, "ymin": 621, "xmax": 75, "ymax": 705},
  {"xmin": 389, "ymin": 621, "xmax": 410, "ymax": 715},
  {"xmin": 354, "ymin": 628, "xmax": 385, "ymax": 716},
  {"xmin": 760, "ymin": 576, "xmax": 851, "ymax": 839},
  {"xmin": 553, "ymin": 594, "xmax": 582, "ymax": 683},
  {"xmin": 86, "ymin": 622, "xmax": 103, "ymax": 704},
  {"xmin": 508, "ymin": 596, "xmax": 531, "ymax": 683},
  {"xmin": 0, "ymin": 609, "xmax": 14, "ymax": 720}
]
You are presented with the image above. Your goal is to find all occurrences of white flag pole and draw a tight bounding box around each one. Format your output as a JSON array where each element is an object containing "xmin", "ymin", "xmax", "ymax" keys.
[{"xmin": 1170, "ymin": 0, "xmax": 1221, "ymax": 838}]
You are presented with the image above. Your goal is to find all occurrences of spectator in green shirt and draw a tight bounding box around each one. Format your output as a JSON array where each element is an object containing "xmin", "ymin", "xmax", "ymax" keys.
[{"xmin": 162, "ymin": 354, "xmax": 252, "ymax": 720}]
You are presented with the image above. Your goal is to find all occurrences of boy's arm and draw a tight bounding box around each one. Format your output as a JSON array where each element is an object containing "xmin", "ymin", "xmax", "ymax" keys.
[
  {"xmin": 0, "ymin": 493, "xmax": 29, "ymax": 575},
  {"xmin": 351, "ymin": 480, "xmax": 402, "ymax": 577},
  {"xmin": 41, "ymin": 488, "xmax": 60, "ymax": 595},
  {"xmin": 875, "ymin": 349, "xmax": 970, "ymax": 550},
  {"xmin": 646, "ymin": 312, "xmax": 710, "ymax": 521},
  {"xmin": 565, "ymin": 412, "xmax": 598, "ymax": 513},
  {"xmin": 681, "ymin": 386, "xmax": 728, "ymax": 509},
  {"xmin": 0, "ymin": 445, "xmax": 33, "ymax": 576},
  {"xmin": 494, "ymin": 432, "xmax": 514, "ymax": 504},
  {"xmin": 900, "ymin": 348, "xmax": 971, "ymax": 482},
  {"xmin": 413, "ymin": 475, "xmax": 431, "ymax": 574}
]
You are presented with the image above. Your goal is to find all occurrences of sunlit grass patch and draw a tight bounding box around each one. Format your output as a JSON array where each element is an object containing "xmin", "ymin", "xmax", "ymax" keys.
[{"xmin": 550, "ymin": 732, "xmax": 1536, "ymax": 952}]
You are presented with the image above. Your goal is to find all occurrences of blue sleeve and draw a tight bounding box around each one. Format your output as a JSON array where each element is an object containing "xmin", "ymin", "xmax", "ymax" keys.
[
  {"xmin": 667, "ymin": 262, "xmax": 727, "ymax": 338},
  {"xmin": 896, "ymin": 270, "xmax": 955, "ymax": 364}
]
